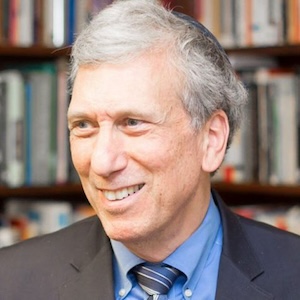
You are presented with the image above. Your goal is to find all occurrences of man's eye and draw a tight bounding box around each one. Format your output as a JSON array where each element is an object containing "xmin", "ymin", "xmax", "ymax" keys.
[
  {"xmin": 70, "ymin": 120, "xmax": 91, "ymax": 130},
  {"xmin": 78, "ymin": 121, "xmax": 89, "ymax": 129},
  {"xmin": 126, "ymin": 118, "xmax": 142, "ymax": 126}
]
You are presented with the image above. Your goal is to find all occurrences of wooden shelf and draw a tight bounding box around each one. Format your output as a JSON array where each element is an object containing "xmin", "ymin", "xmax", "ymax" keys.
[
  {"xmin": 226, "ymin": 44, "xmax": 300, "ymax": 57},
  {"xmin": 213, "ymin": 182, "xmax": 300, "ymax": 206},
  {"xmin": 0, "ymin": 45, "xmax": 71, "ymax": 58},
  {"xmin": 0, "ymin": 184, "xmax": 86, "ymax": 202},
  {"xmin": 225, "ymin": 44, "xmax": 300, "ymax": 66},
  {"xmin": 1, "ymin": 183, "xmax": 300, "ymax": 207},
  {"xmin": 1, "ymin": 44, "xmax": 300, "ymax": 59}
]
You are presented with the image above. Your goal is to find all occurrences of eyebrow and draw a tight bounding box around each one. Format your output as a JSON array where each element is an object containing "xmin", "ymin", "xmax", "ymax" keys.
[
  {"xmin": 67, "ymin": 107, "xmax": 157, "ymax": 122},
  {"xmin": 67, "ymin": 109, "xmax": 91, "ymax": 122}
]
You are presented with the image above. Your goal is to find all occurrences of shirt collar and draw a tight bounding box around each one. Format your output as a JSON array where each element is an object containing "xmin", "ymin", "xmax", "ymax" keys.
[
  {"xmin": 111, "ymin": 194, "xmax": 221, "ymax": 291},
  {"xmin": 164, "ymin": 195, "xmax": 221, "ymax": 289}
]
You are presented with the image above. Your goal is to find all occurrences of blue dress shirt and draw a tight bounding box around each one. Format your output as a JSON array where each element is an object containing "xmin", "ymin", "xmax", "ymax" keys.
[{"xmin": 111, "ymin": 195, "xmax": 223, "ymax": 299}]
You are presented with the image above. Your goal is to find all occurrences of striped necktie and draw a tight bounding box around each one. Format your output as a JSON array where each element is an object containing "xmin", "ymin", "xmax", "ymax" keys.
[{"xmin": 132, "ymin": 263, "xmax": 180, "ymax": 299}]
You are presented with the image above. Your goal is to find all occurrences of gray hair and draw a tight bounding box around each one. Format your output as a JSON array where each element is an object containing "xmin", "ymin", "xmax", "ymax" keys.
[{"xmin": 70, "ymin": 0, "xmax": 247, "ymax": 147}]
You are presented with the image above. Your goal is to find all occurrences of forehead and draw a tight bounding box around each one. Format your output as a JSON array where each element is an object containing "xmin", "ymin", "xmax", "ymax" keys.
[{"xmin": 70, "ymin": 54, "xmax": 183, "ymax": 113}]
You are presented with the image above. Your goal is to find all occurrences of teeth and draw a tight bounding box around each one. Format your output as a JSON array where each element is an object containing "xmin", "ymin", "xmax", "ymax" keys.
[
  {"xmin": 103, "ymin": 184, "xmax": 143, "ymax": 201},
  {"xmin": 128, "ymin": 186, "xmax": 134, "ymax": 195}
]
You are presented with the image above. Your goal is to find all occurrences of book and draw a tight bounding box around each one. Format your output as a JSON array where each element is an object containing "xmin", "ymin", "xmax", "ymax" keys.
[
  {"xmin": 66, "ymin": 0, "xmax": 76, "ymax": 45},
  {"xmin": 198, "ymin": 0, "xmax": 215, "ymax": 36},
  {"xmin": 269, "ymin": 73, "xmax": 298, "ymax": 184},
  {"xmin": 4, "ymin": 199, "xmax": 73, "ymax": 241},
  {"xmin": 0, "ymin": 70, "xmax": 25, "ymax": 187},
  {"xmin": 0, "ymin": 78, "xmax": 7, "ymax": 185},
  {"xmin": 253, "ymin": 68, "xmax": 299, "ymax": 184},
  {"xmin": 255, "ymin": 69, "xmax": 273, "ymax": 183},
  {"xmin": 33, "ymin": 0, "xmax": 44, "ymax": 44},
  {"xmin": 0, "ymin": 0, "xmax": 4, "ymax": 44},
  {"xmin": 232, "ymin": 204, "xmax": 300, "ymax": 235},
  {"xmin": 234, "ymin": 0, "xmax": 248, "ymax": 46},
  {"xmin": 43, "ymin": 0, "xmax": 66, "ymax": 47},
  {"xmin": 219, "ymin": 0, "xmax": 235, "ymax": 47},
  {"xmin": 18, "ymin": 0, "xmax": 34, "ymax": 46},
  {"xmin": 287, "ymin": 0, "xmax": 298, "ymax": 43},
  {"xmin": 23, "ymin": 64, "xmax": 57, "ymax": 185},
  {"xmin": 56, "ymin": 59, "xmax": 70, "ymax": 184},
  {"xmin": 8, "ymin": 0, "xmax": 18, "ymax": 45},
  {"xmin": 252, "ymin": 0, "xmax": 283, "ymax": 46},
  {"xmin": 75, "ymin": 0, "xmax": 89, "ymax": 35}
]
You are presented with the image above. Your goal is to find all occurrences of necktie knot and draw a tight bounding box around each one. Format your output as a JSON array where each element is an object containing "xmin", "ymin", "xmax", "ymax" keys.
[{"xmin": 132, "ymin": 263, "xmax": 180, "ymax": 298}]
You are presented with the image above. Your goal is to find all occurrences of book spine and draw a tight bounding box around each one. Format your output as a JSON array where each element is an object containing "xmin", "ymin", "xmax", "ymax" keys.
[
  {"xmin": 56, "ymin": 59, "xmax": 69, "ymax": 184},
  {"xmin": 18, "ymin": 0, "xmax": 34, "ymax": 46},
  {"xmin": 1, "ymin": 70, "xmax": 25, "ymax": 187},
  {"xmin": 33, "ymin": 0, "xmax": 44, "ymax": 45},
  {"xmin": 66, "ymin": 0, "xmax": 76, "ymax": 45},
  {"xmin": 28, "ymin": 68, "xmax": 55, "ymax": 185},
  {"xmin": 0, "ymin": 79, "xmax": 7, "ymax": 185},
  {"xmin": 8, "ymin": 0, "xmax": 19, "ymax": 45},
  {"xmin": 42, "ymin": 0, "xmax": 54, "ymax": 46},
  {"xmin": 24, "ymin": 78, "xmax": 32, "ymax": 185}
]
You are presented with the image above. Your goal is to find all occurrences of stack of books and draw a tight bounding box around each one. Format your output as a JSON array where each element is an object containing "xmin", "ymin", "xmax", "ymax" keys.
[
  {"xmin": 0, "ymin": 61, "xmax": 77, "ymax": 187},
  {"xmin": 193, "ymin": 0, "xmax": 300, "ymax": 48},
  {"xmin": 0, "ymin": 0, "xmax": 113, "ymax": 47}
]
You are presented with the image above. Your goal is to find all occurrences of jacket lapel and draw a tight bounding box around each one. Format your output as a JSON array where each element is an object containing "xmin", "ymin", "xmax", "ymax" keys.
[
  {"xmin": 216, "ymin": 255, "xmax": 273, "ymax": 300},
  {"xmin": 59, "ymin": 216, "xmax": 115, "ymax": 300},
  {"xmin": 212, "ymin": 190, "xmax": 274, "ymax": 300}
]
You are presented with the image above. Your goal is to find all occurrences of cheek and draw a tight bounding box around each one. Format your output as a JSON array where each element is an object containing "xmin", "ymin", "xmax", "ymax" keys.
[
  {"xmin": 133, "ymin": 136, "xmax": 191, "ymax": 181},
  {"xmin": 135, "ymin": 137, "xmax": 187, "ymax": 187},
  {"xmin": 70, "ymin": 138, "xmax": 91, "ymax": 175},
  {"xmin": 159, "ymin": 136, "xmax": 203, "ymax": 183}
]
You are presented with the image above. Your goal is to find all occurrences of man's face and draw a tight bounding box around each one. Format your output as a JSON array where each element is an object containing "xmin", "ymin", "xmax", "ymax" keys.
[{"xmin": 68, "ymin": 54, "xmax": 211, "ymax": 253}]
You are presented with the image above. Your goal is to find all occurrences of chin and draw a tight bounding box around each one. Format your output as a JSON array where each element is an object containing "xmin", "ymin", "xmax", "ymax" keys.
[{"xmin": 104, "ymin": 222, "xmax": 147, "ymax": 243}]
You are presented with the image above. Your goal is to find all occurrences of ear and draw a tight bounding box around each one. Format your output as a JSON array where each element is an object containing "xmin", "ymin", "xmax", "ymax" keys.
[{"xmin": 201, "ymin": 110, "xmax": 229, "ymax": 173}]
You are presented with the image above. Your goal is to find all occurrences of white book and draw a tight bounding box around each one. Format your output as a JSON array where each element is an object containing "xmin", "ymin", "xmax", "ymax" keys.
[
  {"xmin": 235, "ymin": 0, "xmax": 247, "ymax": 46},
  {"xmin": 43, "ymin": 0, "xmax": 66, "ymax": 47},
  {"xmin": 0, "ymin": 77, "xmax": 7, "ymax": 185},
  {"xmin": 219, "ymin": 0, "xmax": 235, "ymax": 47},
  {"xmin": 252, "ymin": 0, "xmax": 282, "ymax": 46},
  {"xmin": 270, "ymin": 74, "xmax": 298, "ymax": 184},
  {"xmin": 1, "ymin": 70, "xmax": 25, "ymax": 187},
  {"xmin": 18, "ymin": 0, "xmax": 34, "ymax": 46}
]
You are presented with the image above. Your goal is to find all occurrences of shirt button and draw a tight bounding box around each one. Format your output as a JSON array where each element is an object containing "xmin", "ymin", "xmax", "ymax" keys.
[
  {"xmin": 184, "ymin": 289, "xmax": 193, "ymax": 298},
  {"xmin": 119, "ymin": 288, "xmax": 126, "ymax": 297}
]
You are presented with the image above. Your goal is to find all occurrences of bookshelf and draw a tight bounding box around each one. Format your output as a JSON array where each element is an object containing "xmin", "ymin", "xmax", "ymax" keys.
[
  {"xmin": 1, "ymin": 44, "xmax": 299, "ymax": 61},
  {"xmin": 0, "ymin": 184, "xmax": 85, "ymax": 202},
  {"xmin": 1, "ymin": 182, "xmax": 300, "ymax": 208},
  {"xmin": 0, "ymin": 46, "xmax": 71, "ymax": 58},
  {"xmin": 1, "ymin": 1, "xmax": 300, "ymax": 216},
  {"xmin": 226, "ymin": 45, "xmax": 300, "ymax": 57},
  {"xmin": 213, "ymin": 182, "xmax": 300, "ymax": 206}
]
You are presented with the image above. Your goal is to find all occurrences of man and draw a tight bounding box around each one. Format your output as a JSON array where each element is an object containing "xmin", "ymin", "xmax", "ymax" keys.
[{"xmin": 1, "ymin": 0, "xmax": 300, "ymax": 299}]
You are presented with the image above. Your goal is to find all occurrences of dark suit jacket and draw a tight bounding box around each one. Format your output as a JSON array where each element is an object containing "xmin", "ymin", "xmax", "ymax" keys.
[{"xmin": 0, "ymin": 190, "xmax": 300, "ymax": 299}]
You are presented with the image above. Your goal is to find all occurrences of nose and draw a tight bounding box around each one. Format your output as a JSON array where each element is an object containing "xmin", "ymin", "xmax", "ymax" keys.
[{"xmin": 90, "ymin": 127, "xmax": 128, "ymax": 177}]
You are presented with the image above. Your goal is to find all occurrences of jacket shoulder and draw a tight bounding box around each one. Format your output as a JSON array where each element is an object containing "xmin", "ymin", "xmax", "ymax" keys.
[
  {"xmin": 213, "ymin": 189, "xmax": 300, "ymax": 298},
  {"xmin": 0, "ymin": 216, "xmax": 105, "ymax": 298}
]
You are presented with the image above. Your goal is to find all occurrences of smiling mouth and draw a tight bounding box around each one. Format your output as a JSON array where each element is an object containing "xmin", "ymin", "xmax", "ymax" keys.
[{"xmin": 102, "ymin": 184, "xmax": 144, "ymax": 201}]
